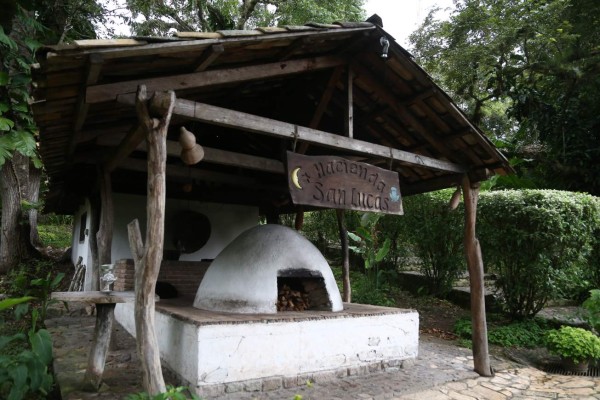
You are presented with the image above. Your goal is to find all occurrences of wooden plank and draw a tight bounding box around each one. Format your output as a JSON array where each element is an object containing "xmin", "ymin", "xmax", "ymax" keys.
[
  {"xmin": 171, "ymin": 100, "xmax": 467, "ymax": 174},
  {"xmin": 72, "ymin": 27, "xmax": 374, "ymax": 60},
  {"xmin": 75, "ymin": 39, "xmax": 146, "ymax": 48},
  {"xmin": 175, "ymin": 32, "xmax": 222, "ymax": 39},
  {"xmin": 217, "ymin": 29, "xmax": 262, "ymax": 37},
  {"xmin": 287, "ymin": 152, "xmax": 403, "ymax": 215},
  {"xmin": 51, "ymin": 291, "xmax": 138, "ymax": 303},
  {"xmin": 87, "ymin": 55, "xmax": 346, "ymax": 104}
]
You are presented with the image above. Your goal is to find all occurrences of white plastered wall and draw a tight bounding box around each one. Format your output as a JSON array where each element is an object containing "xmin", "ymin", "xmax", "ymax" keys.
[{"xmin": 70, "ymin": 193, "xmax": 258, "ymax": 290}]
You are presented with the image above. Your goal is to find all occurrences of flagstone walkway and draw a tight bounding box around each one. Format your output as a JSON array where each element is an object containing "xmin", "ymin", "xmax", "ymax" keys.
[{"xmin": 47, "ymin": 304, "xmax": 600, "ymax": 400}]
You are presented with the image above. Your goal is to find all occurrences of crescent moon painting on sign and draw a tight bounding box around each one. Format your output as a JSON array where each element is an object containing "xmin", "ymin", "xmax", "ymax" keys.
[{"xmin": 291, "ymin": 167, "xmax": 303, "ymax": 189}]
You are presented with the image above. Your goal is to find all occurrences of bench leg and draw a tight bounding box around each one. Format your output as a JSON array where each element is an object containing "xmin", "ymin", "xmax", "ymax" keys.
[{"xmin": 83, "ymin": 303, "xmax": 115, "ymax": 391}]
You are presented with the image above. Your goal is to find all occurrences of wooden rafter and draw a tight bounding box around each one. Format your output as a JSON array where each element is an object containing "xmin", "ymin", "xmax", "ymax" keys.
[
  {"xmin": 192, "ymin": 44, "xmax": 224, "ymax": 72},
  {"xmin": 298, "ymin": 65, "xmax": 344, "ymax": 154},
  {"xmin": 87, "ymin": 56, "xmax": 346, "ymax": 104},
  {"xmin": 68, "ymin": 53, "xmax": 104, "ymax": 157},
  {"xmin": 104, "ymin": 91, "xmax": 176, "ymax": 172}
]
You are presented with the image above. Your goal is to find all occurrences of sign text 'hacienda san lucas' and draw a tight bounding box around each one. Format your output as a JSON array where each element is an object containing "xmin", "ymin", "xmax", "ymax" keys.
[{"xmin": 287, "ymin": 152, "xmax": 403, "ymax": 215}]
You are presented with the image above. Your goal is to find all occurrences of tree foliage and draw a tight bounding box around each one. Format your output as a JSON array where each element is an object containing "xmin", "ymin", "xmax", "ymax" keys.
[
  {"xmin": 121, "ymin": 0, "xmax": 366, "ymax": 36},
  {"xmin": 410, "ymin": 0, "xmax": 600, "ymax": 195}
]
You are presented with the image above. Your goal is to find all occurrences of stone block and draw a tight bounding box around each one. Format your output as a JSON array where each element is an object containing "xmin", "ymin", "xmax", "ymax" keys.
[
  {"xmin": 244, "ymin": 379, "xmax": 262, "ymax": 392},
  {"xmin": 262, "ymin": 377, "xmax": 282, "ymax": 391},
  {"xmin": 224, "ymin": 382, "xmax": 244, "ymax": 393},
  {"xmin": 283, "ymin": 376, "xmax": 299, "ymax": 389}
]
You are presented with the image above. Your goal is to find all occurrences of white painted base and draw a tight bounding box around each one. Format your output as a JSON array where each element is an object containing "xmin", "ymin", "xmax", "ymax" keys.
[{"xmin": 115, "ymin": 302, "xmax": 419, "ymax": 393}]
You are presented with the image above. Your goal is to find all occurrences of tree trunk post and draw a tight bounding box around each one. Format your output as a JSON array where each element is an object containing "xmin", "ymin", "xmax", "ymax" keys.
[
  {"xmin": 336, "ymin": 209, "xmax": 351, "ymax": 302},
  {"xmin": 127, "ymin": 85, "xmax": 175, "ymax": 396},
  {"xmin": 462, "ymin": 175, "xmax": 492, "ymax": 377},
  {"xmin": 82, "ymin": 303, "xmax": 116, "ymax": 390},
  {"xmin": 96, "ymin": 167, "xmax": 114, "ymax": 288}
]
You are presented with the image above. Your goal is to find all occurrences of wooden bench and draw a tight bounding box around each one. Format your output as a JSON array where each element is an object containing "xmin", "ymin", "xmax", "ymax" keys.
[{"xmin": 50, "ymin": 291, "xmax": 142, "ymax": 390}]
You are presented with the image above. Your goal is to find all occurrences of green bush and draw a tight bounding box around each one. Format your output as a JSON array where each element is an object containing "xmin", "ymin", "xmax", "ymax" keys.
[
  {"xmin": 454, "ymin": 316, "xmax": 551, "ymax": 348},
  {"xmin": 545, "ymin": 326, "xmax": 600, "ymax": 364},
  {"xmin": 399, "ymin": 190, "xmax": 466, "ymax": 297},
  {"xmin": 478, "ymin": 190, "xmax": 600, "ymax": 318}
]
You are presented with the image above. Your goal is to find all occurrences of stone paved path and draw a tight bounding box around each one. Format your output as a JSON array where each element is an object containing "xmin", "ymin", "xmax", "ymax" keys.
[{"xmin": 47, "ymin": 305, "xmax": 600, "ymax": 400}]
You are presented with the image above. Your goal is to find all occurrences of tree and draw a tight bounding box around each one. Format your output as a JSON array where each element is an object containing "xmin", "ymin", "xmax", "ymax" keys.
[
  {"xmin": 0, "ymin": 0, "xmax": 109, "ymax": 273},
  {"xmin": 409, "ymin": 0, "xmax": 600, "ymax": 195},
  {"xmin": 0, "ymin": 8, "xmax": 44, "ymax": 273},
  {"xmin": 122, "ymin": 0, "xmax": 365, "ymax": 36}
]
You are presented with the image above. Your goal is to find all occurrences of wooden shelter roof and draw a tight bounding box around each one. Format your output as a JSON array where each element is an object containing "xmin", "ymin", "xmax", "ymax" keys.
[{"xmin": 31, "ymin": 18, "xmax": 512, "ymax": 214}]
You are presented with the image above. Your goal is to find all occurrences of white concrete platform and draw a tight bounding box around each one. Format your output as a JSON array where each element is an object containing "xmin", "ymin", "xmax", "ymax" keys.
[{"xmin": 115, "ymin": 300, "xmax": 419, "ymax": 395}]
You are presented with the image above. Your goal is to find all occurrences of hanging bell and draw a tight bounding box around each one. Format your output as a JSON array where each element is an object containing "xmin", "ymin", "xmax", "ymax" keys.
[{"xmin": 179, "ymin": 126, "xmax": 204, "ymax": 165}]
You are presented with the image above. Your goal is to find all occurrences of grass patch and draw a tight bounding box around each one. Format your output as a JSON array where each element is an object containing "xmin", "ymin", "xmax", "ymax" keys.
[{"xmin": 38, "ymin": 223, "xmax": 72, "ymax": 248}]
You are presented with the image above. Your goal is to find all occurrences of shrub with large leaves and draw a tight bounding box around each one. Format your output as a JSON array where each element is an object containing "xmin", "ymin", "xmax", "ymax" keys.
[
  {"xmin": 0, "ymin": 297, "xmax": 54, "ymax": 400},
  {"xmin": 399, "ymin": 190, "xmax": 466, "ymax": 297}
]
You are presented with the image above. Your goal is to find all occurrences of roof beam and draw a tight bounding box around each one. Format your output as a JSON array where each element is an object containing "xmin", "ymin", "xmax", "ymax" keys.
[
  {"xmin": 159, "ymin": 99, "xmax": 466, "ymax": 174},
  {"xmin": 86, "ymin": 55, "xmax": 346, "ymax": 104}
]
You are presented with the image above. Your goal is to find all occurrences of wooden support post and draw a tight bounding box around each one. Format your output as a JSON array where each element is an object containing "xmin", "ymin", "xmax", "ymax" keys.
[
  {"xmin": 82, "ymin": 303, "xmax": 115, "ymax": 390},
  {"xmin": 127, "ymin": 85, "xmax": 174, "ymax": 395},
  {"xmin": 97, "ymin": 168, "xmax": 113, "ymax": 268},
  {"xmin": 346, "ymin": 68, "xmax": 354, "ymax": 139},
  {"xmin": 462, "ymin": 175, "xmax": 492, "ymax": 377},
  {"xmin": 336, "ymin": 209, "xmax": 351, "ymax": 302}
]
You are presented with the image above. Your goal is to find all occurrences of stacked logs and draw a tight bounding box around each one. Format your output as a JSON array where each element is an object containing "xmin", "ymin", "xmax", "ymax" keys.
[{"xmin": 277, "ymin": 284, "xmax": 311, "ymax": 311}]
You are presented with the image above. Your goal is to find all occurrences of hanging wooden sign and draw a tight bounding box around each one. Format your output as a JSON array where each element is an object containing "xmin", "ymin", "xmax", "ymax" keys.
[{"xmin": 287, "ymin": 151, "xmax": 403, "ymax": 215}]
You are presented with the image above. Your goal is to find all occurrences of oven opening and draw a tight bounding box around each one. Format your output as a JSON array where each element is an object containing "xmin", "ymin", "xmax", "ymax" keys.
[{"xmin": 277, "ymin": 269, "xmax": 332, "ymax": 312}]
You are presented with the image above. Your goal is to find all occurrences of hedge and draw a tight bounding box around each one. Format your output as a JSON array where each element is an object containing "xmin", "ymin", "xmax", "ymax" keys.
[{"xmin": 477, "ymin": 190, "xmax": 600, "ymax": 318}]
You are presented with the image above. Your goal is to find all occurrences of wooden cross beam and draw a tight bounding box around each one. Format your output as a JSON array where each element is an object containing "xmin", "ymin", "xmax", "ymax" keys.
[{"xmin": 135, "ymin": 98, "xmax": 467, "ymax": 174}]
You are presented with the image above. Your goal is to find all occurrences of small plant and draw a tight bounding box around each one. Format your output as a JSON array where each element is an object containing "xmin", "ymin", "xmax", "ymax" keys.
[
  {"xmin": 545, "ymin": 326, "xmax": 600, "ymax": 364},
  {"xmin": 348, "ymin": 212, "xmax": 391, "ymax": 290},
  {"xmin": 582, "ymin": 289, "xmax": 600, "ymax": 333},
  {"xmin": 0, "ymin": 297, "xmax": 54, "ymax": 400}
]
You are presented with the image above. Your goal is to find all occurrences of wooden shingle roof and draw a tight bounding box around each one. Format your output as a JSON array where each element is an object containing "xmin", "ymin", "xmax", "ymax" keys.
[{"xmin": 31, "ymin": 19, "xmax": 511, "ymax": 214}]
